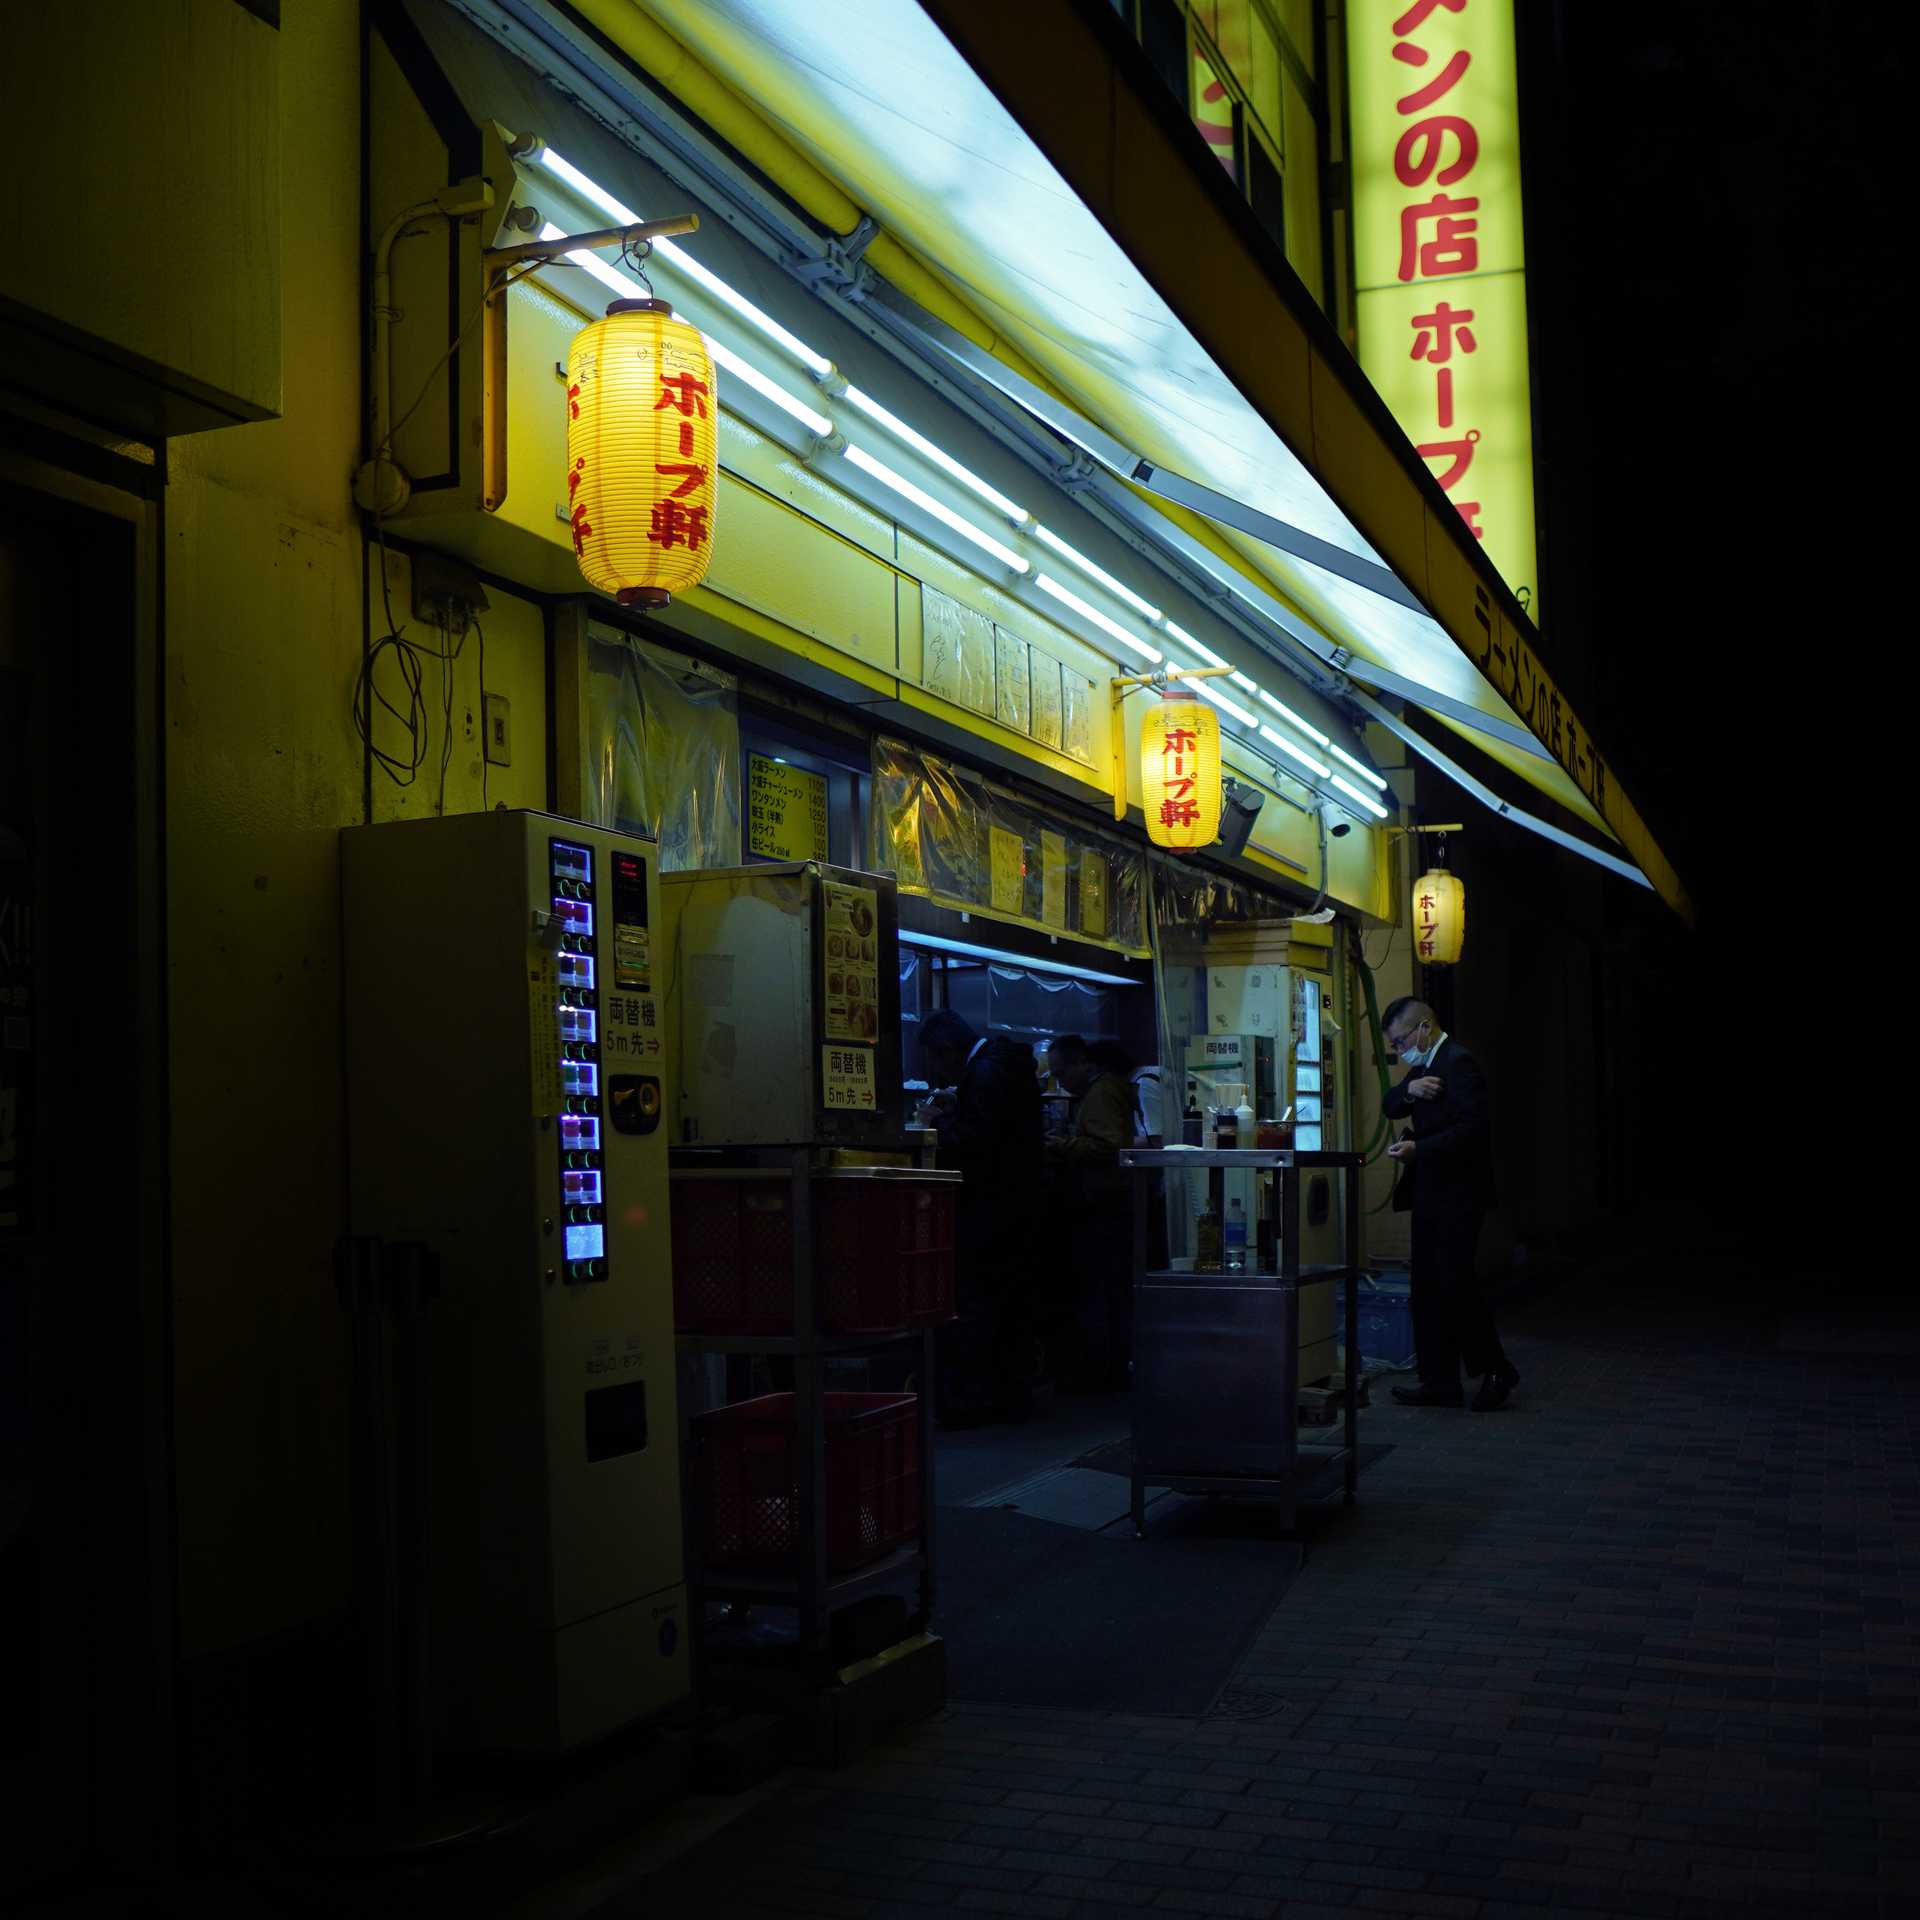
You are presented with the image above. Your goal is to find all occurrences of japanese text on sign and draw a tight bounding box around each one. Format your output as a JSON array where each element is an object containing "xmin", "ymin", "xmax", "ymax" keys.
[
  {"xmin": 1158, "ymin": 724, "xmax": 1202, "ymax": 833},
  {"xmin": 1348, "ymin": 0, "xmax": 1538, "ymax": 611},
  {"xmin": 822, "ymin": 1045, "xmax": 877, "ymax": 1112},
  {"xmin": 603, "ymin": 991, "xmax": 662, "ymax": 1064},
  {"xmin": 989, "ymin": 827, "xmax": 1025, "ymax": 916},
  {"xmin": 747, "ymin": 754, "xmax": 829, "ymax": 863}
]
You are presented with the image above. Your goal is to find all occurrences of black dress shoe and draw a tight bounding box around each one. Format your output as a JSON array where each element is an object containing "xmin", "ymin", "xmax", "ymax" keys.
[
  {"xmin": 1391, "ymin": 1382, "xmax": 1465, "ymax": 1407},
  {"xmin": 1471, "ymin": 1367, "xmax": 1520, "ymax": 1411}
]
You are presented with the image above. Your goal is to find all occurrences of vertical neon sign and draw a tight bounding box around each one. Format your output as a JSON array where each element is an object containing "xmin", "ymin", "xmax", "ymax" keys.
[{"xmin": 1347, "ymin": 0, "xmax": 1539, "ymax": 617}]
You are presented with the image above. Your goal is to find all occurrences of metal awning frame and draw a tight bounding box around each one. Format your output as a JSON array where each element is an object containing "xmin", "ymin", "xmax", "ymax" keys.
[{"xmin": 456, "ymin": 0, "xmax": 1641, "ymax": 886}]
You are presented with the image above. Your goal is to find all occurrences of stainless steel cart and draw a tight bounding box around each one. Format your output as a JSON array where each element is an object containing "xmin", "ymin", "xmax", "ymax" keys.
[{"xmin": 1120, "ymin": 1147, "xmax": 1364, "ymax": 1537}]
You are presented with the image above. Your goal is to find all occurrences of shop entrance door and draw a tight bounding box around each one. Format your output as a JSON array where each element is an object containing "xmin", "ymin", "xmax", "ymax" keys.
[{"xmin": 0, "ymin": 467, "xmax": 172, "ymax": 1896}]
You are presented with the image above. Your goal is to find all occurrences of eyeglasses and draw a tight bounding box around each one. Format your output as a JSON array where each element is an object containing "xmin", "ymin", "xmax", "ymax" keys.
[{"xmin": 1385, "ymin": 1021, "xmax": 1427, "ymax": 1051}]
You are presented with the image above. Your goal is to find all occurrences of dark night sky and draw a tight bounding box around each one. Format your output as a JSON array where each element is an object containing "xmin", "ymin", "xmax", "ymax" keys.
[
  {"xmin": 1522, "ymin": 4, "xmax": 1895, "ymax": 931},
  {"xmin": 1508, "ymin": 8, "xmax": 1896, "ymax": 1262}
]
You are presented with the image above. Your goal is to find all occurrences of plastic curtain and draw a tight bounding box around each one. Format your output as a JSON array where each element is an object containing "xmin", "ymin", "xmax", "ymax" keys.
[
  {"xmin": 868, "ymin": 736, "xmax": 1149, "ymax": 954},
  {"xmin": 580, "ymin": 630, "xmax": 742, "ymax": 870}
]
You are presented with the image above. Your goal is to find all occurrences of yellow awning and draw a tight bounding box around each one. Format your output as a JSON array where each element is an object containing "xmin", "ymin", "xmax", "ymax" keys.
[{"xmin": 568, "ymin": 0, "xmax": 1688, "ymax": 921}]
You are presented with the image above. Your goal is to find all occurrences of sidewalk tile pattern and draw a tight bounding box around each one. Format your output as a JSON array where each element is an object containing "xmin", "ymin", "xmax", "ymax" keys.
[{"xmin": 601, "ymin": 1299, "xmax": 1920, "ymax": 1919}]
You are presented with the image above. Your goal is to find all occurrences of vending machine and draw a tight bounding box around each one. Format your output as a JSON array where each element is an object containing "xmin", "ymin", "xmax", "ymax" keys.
[
  {"xmin": 658, "ymin": 862, "xmax": 905, "ymax": 1147},
  {"xmin": 341, "ymin": 810, "xmax": 689, "ymax": 1756}
]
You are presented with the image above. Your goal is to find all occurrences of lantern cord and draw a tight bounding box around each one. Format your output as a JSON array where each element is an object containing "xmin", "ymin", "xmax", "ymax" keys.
[
  {"xmin": 618, "ymin": 235, "xmax": 657, "ymax": 298},
  {"xmin": 1306, "ymin": 805, "xmax": 1330, "ymax": 915},
  {"xmin": 378, "ymin": 257, "xmax": 549, "ymax": 461},
  {"xmin": 355, "ymin": 524, "xmax": 481, "ymax": 793}
]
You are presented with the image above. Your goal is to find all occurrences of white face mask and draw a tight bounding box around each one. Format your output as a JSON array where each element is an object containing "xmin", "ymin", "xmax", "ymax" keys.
[{"xmin": 1396, "ymin": 1023, "xmax": 1430, "ymax": 1068}]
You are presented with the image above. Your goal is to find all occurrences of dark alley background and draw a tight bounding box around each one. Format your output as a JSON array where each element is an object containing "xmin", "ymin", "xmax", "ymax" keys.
[{"xmin": 1504, "ymin": 2, "xmax": 1895, "ymax": 1287}]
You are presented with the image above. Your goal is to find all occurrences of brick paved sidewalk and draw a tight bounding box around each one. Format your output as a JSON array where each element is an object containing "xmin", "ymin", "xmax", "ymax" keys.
[{"xmin": 595, "ymin": 1285, "xmax": 1920, "ymax": 1920}]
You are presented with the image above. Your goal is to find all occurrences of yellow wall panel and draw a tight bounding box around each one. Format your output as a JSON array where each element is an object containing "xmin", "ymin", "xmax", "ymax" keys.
[
  {"xmin": 8, "ymin": 0, "xmax": 281, "ymax": 428},
  {"xmin": 701, "ymin": 479, "xmax": 899, "ymax": 674},
  {"xmin": 897, "ymin": 571, "xmax": 925, "ymax": 685},
  {"xmin": 367, "ymin": 546, "xmax": 550, "ymax": 826}
]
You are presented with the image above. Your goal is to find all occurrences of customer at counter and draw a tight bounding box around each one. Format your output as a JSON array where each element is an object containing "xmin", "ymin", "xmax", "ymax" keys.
[
  {"xmin": 918, "ymin": 1009, "xmax": 1044, "ymax": 1425},
  {"xmin": 1044, "ymin": 1034, "xmax": 1136, "ymax": 1391}
]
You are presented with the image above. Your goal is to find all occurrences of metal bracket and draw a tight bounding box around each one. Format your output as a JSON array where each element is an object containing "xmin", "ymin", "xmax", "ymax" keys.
[
  {"xmin": 793, "ymin": 214, "xmax": 879, "ymax": 300},
  {"xmin": 1054, "ymin": 449, "xmax": 1101, "ymax": 496}
]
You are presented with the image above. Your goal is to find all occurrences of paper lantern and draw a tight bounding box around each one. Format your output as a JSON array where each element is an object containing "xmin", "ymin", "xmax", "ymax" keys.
[
  {"xmin": 565, "ymin": 298, "xmax": 718, "ymax": 608},
  {"xmin": 1141, "ymin": 696, "xmax": 1222, "ymax": 850},
  {"xmin": 1412, "ymin": 866, "xmax": 1466, "ymax": 966}
]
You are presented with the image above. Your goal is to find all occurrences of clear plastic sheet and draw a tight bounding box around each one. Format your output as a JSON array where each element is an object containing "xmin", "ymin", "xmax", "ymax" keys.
[
  {"xmin": 580, "ymin": 629, "xmax": 742, "ymax": 870},
  {"xmin": 1152, "ymin": 859, "xmax": 1289, "ymax": 931},
  {"xmin": 921, "ymin": 585, "xmax": 996, "ymax": 718},
  {"xmin": 869, "ymin": 736, "xmax": 1148, "ymax": 954},
  {"xmin": 988, "ymin": 965, "xmax": 1114, "ymax": 1040}
]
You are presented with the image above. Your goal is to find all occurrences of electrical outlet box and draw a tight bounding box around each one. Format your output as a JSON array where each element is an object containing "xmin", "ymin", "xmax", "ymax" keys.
[{"xmin": 484, "ymin": 693, "xmax": 512, "ymax": 766}]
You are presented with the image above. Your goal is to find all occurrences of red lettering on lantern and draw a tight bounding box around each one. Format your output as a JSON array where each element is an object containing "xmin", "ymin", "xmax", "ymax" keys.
[
  {"xmin": 648, "ymin": 499, "xmax": 711, "ymax": 551},
  {"xmin": 654, "ymin": 461, "xmax": 709, "ymax": 499},
  {"xmin": 654, "ymin": 373, "xmax": 711, "ymax": 419}
]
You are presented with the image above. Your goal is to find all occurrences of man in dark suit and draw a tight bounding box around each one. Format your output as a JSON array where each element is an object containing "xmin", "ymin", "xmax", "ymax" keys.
[
  {"xmin": 920, "ymin": 1010, "xmax": 1044, "ymax": 1424},
  {"xmin": 1381, "ymin": 996, "xmax": 1519, "ymax": 1411}
]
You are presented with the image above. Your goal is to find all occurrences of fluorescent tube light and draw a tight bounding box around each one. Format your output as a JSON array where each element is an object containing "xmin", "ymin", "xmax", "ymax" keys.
[
  {"xmin": 1259, "ymin": 724, "xmax": 1333, "ymax": 780},
  {"xmin": 1033, "ymin": 573, "xmax": 1161, "ymax": 662},
  {"xmin": 1257, "ymin": 687, "xmax": 1331, "ymax": 747},
  {"xmin": 1161, "ymin": 621, "xmax": 1228, "ymax": 669},
  {"xmin": 537, "ymin": 148, "xmax": 832, "ymax": 376},
  {"xmin": 1230, "ymin": 671, "xmax": 1258, "ymax": 692},
  {"xmin": 544, "ymin": 223, "xmax": 649, "ymax": 300},
  {"xmin": 845, "ymin": 444, "xmax": 1029, "ymax": 573},
  {"xmin": 843, "ymin": 386, "xmax": 1028, "ymax": 523},
  {"xmin": 1178, "ymin": 676, "xmax": 1256, "ymax": 728},
  {"xmin": 1033, "ymin": 525, "xmax": 1162, "ymax": 621},
  {"xmin": 708, "ymin": 338, "xmax": 832, "ymax": 436},
  {"xmin": 1330, "ymin": 774, "xmax": 1390, "ymax": 818},
  {"xmin": 1326, "ymin": 741, "xmax": 1389, "ymax": 791},
  {"xmin": 900, "ymin": 929, "xmax": 1139, "ymax": 986}
]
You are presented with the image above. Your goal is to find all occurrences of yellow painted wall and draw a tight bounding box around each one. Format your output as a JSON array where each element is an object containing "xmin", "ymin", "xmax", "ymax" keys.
[
  {"xmin": 162, "ymin": 0, "xmax": 360, "ymax": 1659},
  {"xmin": 161, "ymin": 0, "xmax": 550, "ymax": 1662},
  {"xmin": 7, "ymin": 0, "xmax": 281, "ymax": 427}
]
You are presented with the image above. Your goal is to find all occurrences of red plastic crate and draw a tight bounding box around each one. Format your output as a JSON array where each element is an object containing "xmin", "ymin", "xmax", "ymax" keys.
[
  {"xmin": 689, "ymin": 1392, "xmax": 922, "ymax": 1573},
  {"xmin": 671, "ymin": 1174, "xmax": 956, "ymax": 1334}
]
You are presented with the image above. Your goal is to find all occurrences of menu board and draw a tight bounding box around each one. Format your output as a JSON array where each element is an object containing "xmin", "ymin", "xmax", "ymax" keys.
[
  {"xmin": 821, "ymin": 880, "xmax": 881, "ymax": 1044},
  {"xmin": 995, "ymin": 627, "xmax": 1031, "ymax": 733},
  {"xmin": 1030, "ymin": 654, "xmax": 1063, "ymax": 750},
  {"xmin": 1061, "ymin": 669, "xmax": 1094, "ymax": 765},
  {"xmin": 1081, "ymin": 851, "xmax": 1109, "ymax": 939},
  {"xmin": 989, "ymin": 826, "xmax": 1025, "ymax": 916},
  {"xmin": 747, "ymin": 753, "xmax": 828, "ymax": 862},
  {"xmin": 1041, "ymin": 830, "xmax": 1068, "ymax": 929}
]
